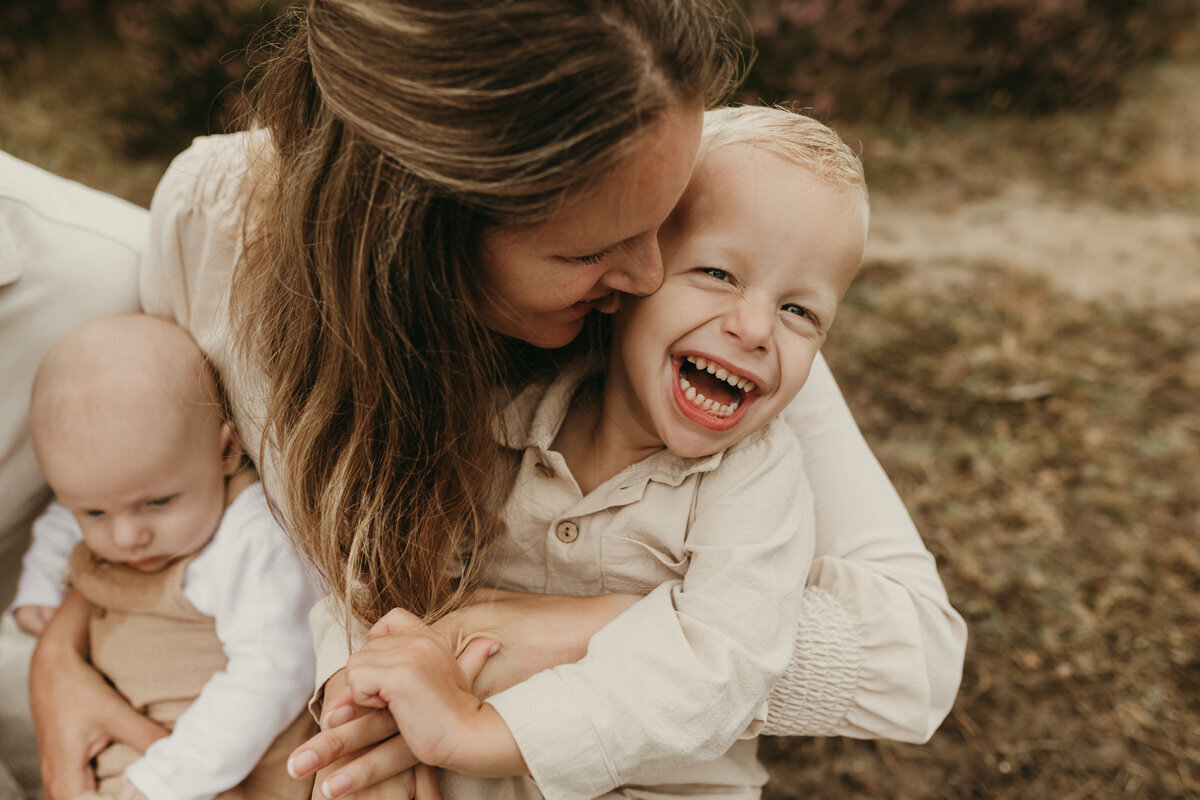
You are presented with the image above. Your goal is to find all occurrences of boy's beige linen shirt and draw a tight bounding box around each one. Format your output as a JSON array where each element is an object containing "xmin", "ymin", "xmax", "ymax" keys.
[{"xmin": 478, "ymin": 364, "xmax": 814, "ymax": 798}]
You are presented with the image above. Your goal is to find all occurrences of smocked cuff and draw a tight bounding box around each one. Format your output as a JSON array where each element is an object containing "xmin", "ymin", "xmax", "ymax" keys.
[
  {"xmin": 762, "ymin": 585, "xmax": 863, "ymax": 735},
  {"xmin": 486, "ymin": 670, "xmax": 617, "ymax": 800}
]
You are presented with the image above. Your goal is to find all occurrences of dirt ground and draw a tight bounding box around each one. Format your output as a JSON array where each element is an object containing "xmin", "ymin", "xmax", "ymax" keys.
[{"xmin": 757, "ymin": 48, "xmax": 1200, "ymax": 800}]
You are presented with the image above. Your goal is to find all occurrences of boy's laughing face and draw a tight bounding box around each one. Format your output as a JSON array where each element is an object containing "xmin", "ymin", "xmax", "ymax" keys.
[{"xmin": 606, "ymin": 144, "xmax": 866, "ymax": 458}]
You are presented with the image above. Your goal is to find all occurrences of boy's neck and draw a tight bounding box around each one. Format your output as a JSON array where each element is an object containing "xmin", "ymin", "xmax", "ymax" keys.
[{"xmin": 552, "ymin": 376, "xmax": 663, "ymax": 495}]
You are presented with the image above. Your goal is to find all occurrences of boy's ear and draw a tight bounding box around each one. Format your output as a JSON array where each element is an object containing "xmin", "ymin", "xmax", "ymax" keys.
[{"xmin": 219, "ymin": 422, "xmax": 246, "ymax": 477}]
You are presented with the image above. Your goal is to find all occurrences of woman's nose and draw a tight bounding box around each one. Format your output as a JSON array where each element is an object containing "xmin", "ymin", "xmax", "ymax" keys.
[
  {"xmin": 599, "ymin": 237, "xmax": 664, "ymax": 297},
  {"xmin": 721, "ymin": 301, "xmax": 773, "ymax": 351}
]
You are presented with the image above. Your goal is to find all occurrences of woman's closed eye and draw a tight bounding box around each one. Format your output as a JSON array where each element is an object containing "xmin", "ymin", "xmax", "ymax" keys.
[{"xmin": 569, "ymin": 246, "xmax": 615, "ymax": 265}]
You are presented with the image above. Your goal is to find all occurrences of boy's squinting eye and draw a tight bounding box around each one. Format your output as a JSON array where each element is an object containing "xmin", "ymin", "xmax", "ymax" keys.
[
  {"xmin": 782, "ymin": 303, "xmax": 816, "ymax": 324},
  {"xmin": 147, "ymin": 496, "xmax": 175, "ymax": 508},
  {"xmin": 700, "ymin": 267, "xmax": 731, "ymax": 282}
]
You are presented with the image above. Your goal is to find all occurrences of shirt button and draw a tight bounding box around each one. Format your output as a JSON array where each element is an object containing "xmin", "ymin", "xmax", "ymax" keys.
[
  {"xmin": 534, "ymin": 462, "xmax": 555, "ymax": 477},
  {"xmin": 555, "ymin": 520, "xmax": 580, "ymax": 543}
]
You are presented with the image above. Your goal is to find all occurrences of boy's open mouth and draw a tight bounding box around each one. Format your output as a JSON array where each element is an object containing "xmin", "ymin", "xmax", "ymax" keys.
[{"xmin": 675, "ymin": 355, "xmax": 758, "ymax": 420}]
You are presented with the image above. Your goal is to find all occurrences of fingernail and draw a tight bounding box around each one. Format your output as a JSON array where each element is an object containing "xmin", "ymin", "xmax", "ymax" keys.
[
  {"xmin": 322, "ymin": 706, "xmax": 354, "ymax": 728},
  {"xmin": 287, "ymin": 749, "xmax": 318, "ymax": 778},
  {"xmin": 322, "ymin": 774, "xmax": 352, "ymax": 799},
  {"xmin": 489, "ymin": 642, "xmax": 501, "ymax": 655}
]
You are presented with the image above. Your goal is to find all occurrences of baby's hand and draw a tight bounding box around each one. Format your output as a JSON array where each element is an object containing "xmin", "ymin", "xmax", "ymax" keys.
[
  {"xmin": 343, "ymin": 609, "xmax": 523, "ymax": 776},
  {"xmin": 13, "ymin": 605, "xmax": 56, "ymax": 636}
]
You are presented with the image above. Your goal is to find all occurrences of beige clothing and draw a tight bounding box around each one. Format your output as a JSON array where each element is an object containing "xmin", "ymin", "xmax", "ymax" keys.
[
  {"xmin": 466, "ymin": 365, "xmax": 812, "ymax": 798},
  {"xmin": 69, "ymin": 544, "xmax": 316, "ymax": 800},
  {"xmin": 0, "ymin": 150, "xmax": 145, "ymax": 800},
  {"xmin": 147, "ymin": 133, "xmax": 966, "ymax": 789},
  {"xmin": 0, "ymin": 152, "xmax": 144, "ymax": 613}
]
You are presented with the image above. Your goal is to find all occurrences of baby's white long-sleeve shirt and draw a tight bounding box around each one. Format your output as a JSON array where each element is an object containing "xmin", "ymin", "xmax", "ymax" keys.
[{"xmin": 15, "ymin": 484, "xmax": 319, "ymax": 800}]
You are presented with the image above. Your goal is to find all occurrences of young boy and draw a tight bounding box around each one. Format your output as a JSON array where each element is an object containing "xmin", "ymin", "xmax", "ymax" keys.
[
  {"xmin": 307, "ymin": 106, "xmax": 870, "ymax": 800},
  {"xmin": 13, "ymin": 314, "xmax": 320, "ymax": 800}
]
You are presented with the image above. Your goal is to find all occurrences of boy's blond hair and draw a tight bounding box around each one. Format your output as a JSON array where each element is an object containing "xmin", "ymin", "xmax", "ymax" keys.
[{"xmin": 700, "ymin": 106, "xmax": 869, "ymax": 230}]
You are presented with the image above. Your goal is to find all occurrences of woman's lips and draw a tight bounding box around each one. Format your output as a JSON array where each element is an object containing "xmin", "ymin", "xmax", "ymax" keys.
[{"xmin": 567, "ymin": 292, "xmax": 617, "ymax": 319}]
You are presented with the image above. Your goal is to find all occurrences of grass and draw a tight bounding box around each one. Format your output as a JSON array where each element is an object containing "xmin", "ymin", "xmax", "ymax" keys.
[{"xmin": 4, "ymin": 16, "xmax": 1199, "ymax": 800}]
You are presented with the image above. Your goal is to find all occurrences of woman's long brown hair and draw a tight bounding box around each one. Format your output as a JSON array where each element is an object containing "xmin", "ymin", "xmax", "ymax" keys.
[{"xmin": 233, "ymin": 0, "xmax": 741, "ymax": 626}]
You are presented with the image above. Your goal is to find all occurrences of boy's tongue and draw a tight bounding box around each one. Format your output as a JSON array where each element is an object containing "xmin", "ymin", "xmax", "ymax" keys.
[{"xmin": 680, "ymin": 359, "xmax": 739, "ymax": 405}]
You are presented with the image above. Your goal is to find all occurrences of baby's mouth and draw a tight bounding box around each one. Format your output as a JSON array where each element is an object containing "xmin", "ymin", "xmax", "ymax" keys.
[{"xmin": 675, "ymin": 355, "xmax": 758, "ymax": 419}]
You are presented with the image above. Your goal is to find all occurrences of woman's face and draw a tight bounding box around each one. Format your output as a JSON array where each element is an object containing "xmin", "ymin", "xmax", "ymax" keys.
[{"xmin": 476, "ymin": 104, "xmax": 704, "ymax": 348}]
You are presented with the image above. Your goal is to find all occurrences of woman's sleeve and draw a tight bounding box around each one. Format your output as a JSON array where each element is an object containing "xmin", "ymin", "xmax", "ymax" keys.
[{"xmin": 763, "ymin": 352, "xmax": 967, "ymax": 742}]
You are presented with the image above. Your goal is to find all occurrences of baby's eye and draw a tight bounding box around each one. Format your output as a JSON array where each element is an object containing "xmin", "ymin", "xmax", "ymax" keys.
[
  {"xmin": 147, "ymin": 496, "xmax": 174, "ymax": 508},
  {"xmin": 701, "ymin": 267, "xmax": 731, "ymax": 282},
  {"xmin": 84, "ymin": 509, "xmax": 105, "ymax": 518},
  {"xmin": 570, "ymin": 247, "xmax": 614, "ymax": 266}
]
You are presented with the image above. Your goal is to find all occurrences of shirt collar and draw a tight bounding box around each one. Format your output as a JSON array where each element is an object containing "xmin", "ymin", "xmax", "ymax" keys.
[{"xmin": 496, "ymin": 359, "xmax": 729, "ymax": 495}]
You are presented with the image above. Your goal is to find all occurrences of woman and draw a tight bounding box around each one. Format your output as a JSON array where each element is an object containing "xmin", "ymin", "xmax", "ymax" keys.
[{"xmin": 30, "ymin": 2, "xmax": 966, "ymax": 799}]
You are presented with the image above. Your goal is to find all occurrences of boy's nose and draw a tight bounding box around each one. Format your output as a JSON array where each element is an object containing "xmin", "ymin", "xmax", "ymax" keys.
[{"xmin": 721, "ymin": 301, "xmax": 773, "ymax": 351}]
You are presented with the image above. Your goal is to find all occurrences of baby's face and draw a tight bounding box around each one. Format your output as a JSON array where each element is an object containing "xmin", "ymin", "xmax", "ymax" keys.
[
  {"xmin": 39, "ymin": 400, "xmax": 236, "ymax": 572},
  {"xmin": 610, "ymin": 144, "xmax": 865, "ymax": 458}
]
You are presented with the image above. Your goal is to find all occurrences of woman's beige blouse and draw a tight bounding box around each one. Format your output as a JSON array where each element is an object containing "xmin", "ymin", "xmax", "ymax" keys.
[{"xmin": 140, "ymin": 133, "xmax": 967, "ymax": 785}]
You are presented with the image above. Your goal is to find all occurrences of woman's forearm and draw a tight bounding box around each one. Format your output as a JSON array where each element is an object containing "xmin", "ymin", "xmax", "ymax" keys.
[
  {"xmin": 774, "ymin": 352, "xmax": 967, "ymax": 740},
  {"xmin": 33, "ymin": 585, "xmax": 90, "ymax": 661},
  {"xmin": 433, "ymin": 589, "xmax": 639, "ymax": 699},
  {"xmin": 32, "ymin": 589, "xmax": 170, "ymax": 800}
]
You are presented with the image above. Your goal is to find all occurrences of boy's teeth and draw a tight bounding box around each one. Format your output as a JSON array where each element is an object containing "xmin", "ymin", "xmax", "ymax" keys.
[
  {"xmin": 679, "ymin": 377, "xmax": 691, "ymax": 390},
  {"xmin": 683, "ymin": 355, "xmax": 754, "ymax": 392},
  {"xmin": 685, "ymin": 386, "xmax": 696, "ymax": 400}
]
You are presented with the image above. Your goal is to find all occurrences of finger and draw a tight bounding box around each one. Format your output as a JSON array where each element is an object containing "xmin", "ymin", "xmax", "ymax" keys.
[
  {"xmin": 289, "ymin": 709, "xmax": 401, "ymax": 777},
  {"xmin": 102, "ymin": 701, "xmax": 170, "ymax": 754},
  {"xmin": 367, "ymin": 608, "xmax": 423, "ymax": 639},
  {"xmin": 321, "ymin": 687, "xmax": 374, "ymax": 729},
  {"xmin": 342, "ymin": 771, "xmax": 417, "ymax": 800},
  {"xmin": 455, "ymin": 637, "xmax": 500, "ymax": 684},
  {"xmin": 413, "ymin": 765, "xmax": 444, "ymax": 800},
  {"xmin": 319, "ymin": 737, "xmax": 419, "ymax": 799}
]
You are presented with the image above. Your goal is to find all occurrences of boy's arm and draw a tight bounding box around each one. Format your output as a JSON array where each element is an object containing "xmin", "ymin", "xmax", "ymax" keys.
[
  {"xmin": 334, "ymin": 610, "xmax": 525, "ymax": 777},
  {"xmin": 484, "ymin": 424, "xmax": 813, "ymax": 799},
  {"xmin": 123, "ymin": 488, "xmax": 320, "ymax": 800}
]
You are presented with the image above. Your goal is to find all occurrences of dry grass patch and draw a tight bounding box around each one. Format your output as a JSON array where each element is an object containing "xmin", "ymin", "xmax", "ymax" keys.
[{"xmin": 762, "ymin": 264, "xmax": 1200, "ymax": 799}]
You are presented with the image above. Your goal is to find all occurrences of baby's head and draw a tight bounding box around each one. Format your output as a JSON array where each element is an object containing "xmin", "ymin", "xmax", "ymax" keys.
[
  {"xmin": 31, "ymin": 314, "xmax": 241, "ymax": 571},
  {"xmin": 610, "ymin": 106, "xmax": 868, "ymax": 457}
]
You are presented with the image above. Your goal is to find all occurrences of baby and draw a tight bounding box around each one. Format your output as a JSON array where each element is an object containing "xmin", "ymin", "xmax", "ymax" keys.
[
  {"xmin": 310, "ymin": 106, "xmax": 869, "ymax": 799},
  {"xmin": 13, "ymin": 314, "xmax": 319, "ymax": 800}
]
